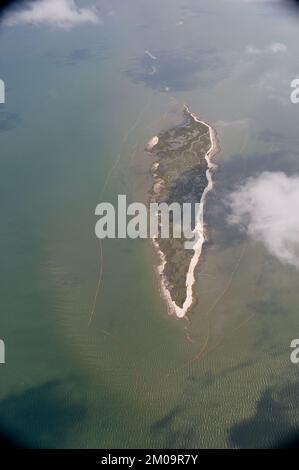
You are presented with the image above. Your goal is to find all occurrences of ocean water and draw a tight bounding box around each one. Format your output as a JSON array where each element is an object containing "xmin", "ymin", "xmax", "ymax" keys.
[{"xmin": 0, "ymin": 0, "xmax": 299, "ymax": 448}]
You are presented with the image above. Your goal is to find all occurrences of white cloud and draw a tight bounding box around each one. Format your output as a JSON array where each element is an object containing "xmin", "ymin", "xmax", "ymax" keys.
[
  {"xmin": 268, "ymin": 42, "xmax": 289, "ymax": 54},
  {"xmin": 246, "ymin": 42, "xmax": 288, "ymax": 55},
  {"xmin": 3, "ymin": 0, "xmax": 99, "ymax": 29},
  {"xmin": 228, "ymin": 172, "xmax": 299, "ymax": 269}
]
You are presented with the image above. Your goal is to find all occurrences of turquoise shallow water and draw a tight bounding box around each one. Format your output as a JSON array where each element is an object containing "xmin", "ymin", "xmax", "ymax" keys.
[{"xmin": 0, "ymin": 0, "xmax": 299, "ymax": 448}]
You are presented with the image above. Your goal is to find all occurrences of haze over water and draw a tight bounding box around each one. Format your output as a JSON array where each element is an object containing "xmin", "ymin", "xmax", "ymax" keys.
[{"xmin": 1, "ymin": 0, "xmax": 299, "ymax": 448}]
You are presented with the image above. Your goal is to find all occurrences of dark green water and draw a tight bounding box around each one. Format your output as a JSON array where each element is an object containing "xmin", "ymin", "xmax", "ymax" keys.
[{"xmin": 0, "ymin": 0, "xmax": 299, "ymax": 448}]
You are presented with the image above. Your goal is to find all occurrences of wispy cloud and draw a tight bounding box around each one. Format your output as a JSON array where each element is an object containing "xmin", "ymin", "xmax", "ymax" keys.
[
  {"xmin": 228, "ymin": 172, "xmax": 299, "ymax": 269},
  {"xmin": 2, "ymin": 0, "xmax": 99, "ymax": 29},
  {"xmin": 249, "ymin": 71, "xmax": 290, "ymax": 106},
  {"xmin": 216, "ymin": 118, "xmax": 252, "ymax": 129},
  {"xmin": 246, "ymin": 42, "xmax": 289, "ymax": 55}
]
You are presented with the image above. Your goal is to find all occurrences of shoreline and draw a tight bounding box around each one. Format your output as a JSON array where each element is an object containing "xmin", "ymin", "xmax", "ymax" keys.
[{"xmin": 150, "ymin": 105, "xmax": 220, "ymax": 319}]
